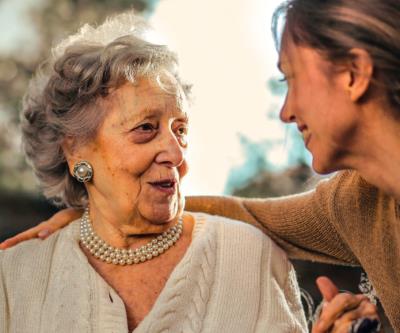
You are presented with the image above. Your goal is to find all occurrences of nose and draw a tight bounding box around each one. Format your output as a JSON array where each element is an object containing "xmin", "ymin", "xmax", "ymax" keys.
[
  {"xmin": 279, "ymin": 96, "xmax": 296, "ymax": 123},
  {"xmin": 155, "ymin": 130, "xmax": 186, "ymax": 167}
]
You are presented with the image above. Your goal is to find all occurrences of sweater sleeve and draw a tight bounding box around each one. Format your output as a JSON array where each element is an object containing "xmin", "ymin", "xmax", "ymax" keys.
[
  {"xmin": 0, "ymin": 251, "xmax": 8, "ymax": 333},
  {"xmin": 256, "ymin": 237, "xmax": 307, "ymax": 332},
  {"xmin": 186, "ymin": 171, "xmax": 360, "ymax": 264}
]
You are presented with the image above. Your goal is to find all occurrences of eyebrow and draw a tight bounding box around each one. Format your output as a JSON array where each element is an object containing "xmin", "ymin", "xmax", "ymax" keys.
[
  {"xmin": 125, "ymin": 107, "xmax": 189, "ymax": 125},
  {"xmin": 126, "ymin": 108, "xmax": 162, "ymax": 124}
]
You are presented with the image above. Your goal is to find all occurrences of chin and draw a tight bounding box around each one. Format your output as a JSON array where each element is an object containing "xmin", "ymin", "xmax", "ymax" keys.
[
  {"xmin": 311, "ymin": 156, "xmax": 336, "ymax": 175},
  {"xmin": 142, "ymin": 202, "xmax": 183, "ymax": 224},
  {"xmin": 138, "ymin": 192, "xmax": 185, "ymax": 224},
  {"xmin": 310, "ymin": 141, "xmax": 350, "ymax": 174}
]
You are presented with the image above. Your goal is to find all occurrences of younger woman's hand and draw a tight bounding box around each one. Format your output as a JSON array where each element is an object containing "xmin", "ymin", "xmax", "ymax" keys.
[
  {"xmin": 312, "ymin": 276, "xmax": 381, "ymax": 333},
  {"xmin": 0, "ymin": 208, "xmax": 82, "ymax": 250}
]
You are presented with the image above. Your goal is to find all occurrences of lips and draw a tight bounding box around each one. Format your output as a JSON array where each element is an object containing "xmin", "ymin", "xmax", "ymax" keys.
[
  {"xmin": 297, "ymin": 124, "xmax": 307, "ymax": 133},
  {"xmin": 303, "ymin": 134, "xmax": 311, "ymax": 148},
  {"xmin": 148, "ymin": 178, "xmax": 177, "ymax": 195},
  {"xmin": 297, "ymin": 124, "xmax": 311, "ymax": 148},
  {"xmin": 301, "ymin": 132, "xmax": 311, "ymax": 147}
]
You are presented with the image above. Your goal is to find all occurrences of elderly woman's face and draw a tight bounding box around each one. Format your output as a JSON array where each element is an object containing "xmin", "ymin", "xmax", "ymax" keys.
[{"xmin": 73, "ymin": 77, "xmax": 189, "ymax": 225}]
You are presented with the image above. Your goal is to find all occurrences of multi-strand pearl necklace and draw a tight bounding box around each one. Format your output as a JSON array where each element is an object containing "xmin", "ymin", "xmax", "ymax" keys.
[{"xmin": 80, "ymin": 208, "xmax": 183, "ymax": 265}]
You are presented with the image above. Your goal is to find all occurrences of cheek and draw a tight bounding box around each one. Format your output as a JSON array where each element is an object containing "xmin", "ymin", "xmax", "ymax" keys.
[
  {"xmin": 312, "ymin": 115, "xmax": 357, "ymax": 163},
  {"xmin": 121, "ymin": 157, "xmax": 153, "ymax": 178},
  {"xmin": 112, "ymin": 144, "xmax": 156, "ymax": 177},
  {"xmin": 327, "ymin": 116, "xmax": 358, "ymax": 147},
  {"xmin": 291, "ymin": 83, "xmax": 314, "ymax": 114},
  {"xmin": 92, "ymin": 148, "xmax": 155, "ymax": 201}
]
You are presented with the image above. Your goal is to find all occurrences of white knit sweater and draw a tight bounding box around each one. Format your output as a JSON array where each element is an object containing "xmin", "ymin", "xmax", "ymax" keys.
[{"xmin": 0, "ymin": 212, "xmax": 307, "ymax": 332}]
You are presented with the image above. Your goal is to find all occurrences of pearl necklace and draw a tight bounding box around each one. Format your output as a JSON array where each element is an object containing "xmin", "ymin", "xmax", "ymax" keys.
[{"xmin": 80, "ymin": 208, "xmax": 183, "ymax": 265}]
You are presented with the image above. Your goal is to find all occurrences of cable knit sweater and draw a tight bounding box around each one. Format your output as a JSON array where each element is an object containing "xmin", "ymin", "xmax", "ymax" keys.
[
  {"xmin": 0, "ymin": 212, "xmax": 306, "ymax": 333},
  {"xmin": 186, "ymin": 170, "xmax": 400, "ymax": 332}
]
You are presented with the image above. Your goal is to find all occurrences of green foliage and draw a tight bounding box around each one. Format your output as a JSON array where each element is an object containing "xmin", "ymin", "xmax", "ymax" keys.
[
  {"xmin": 224, "ymin": 134, "xmax": 273, "ymax": 194},
  {"xmin": 267, "ymin": 76, "xmax": 287, "ymax": 96},
  {"xmin": 231, "ymin": 163, "xmax": 317, "ymax": 198},
  {"xmin": 225, "ymin": 76, "xmax": 312, "ymax": 197}
]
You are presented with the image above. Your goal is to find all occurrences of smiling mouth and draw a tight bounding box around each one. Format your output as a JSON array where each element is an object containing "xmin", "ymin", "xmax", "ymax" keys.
[
  {"xmin": 297, "ymin": 125, "xmax": 310, "ymax": 146},
  {"xmin": 302, "ymin": 133, "xmax": 311, "ymax": 147}
]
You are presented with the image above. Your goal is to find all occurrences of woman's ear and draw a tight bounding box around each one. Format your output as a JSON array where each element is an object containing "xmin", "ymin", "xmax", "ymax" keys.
[{"xmin": 345, "ymin": 48, "xmax": 374, "ymax": 102}]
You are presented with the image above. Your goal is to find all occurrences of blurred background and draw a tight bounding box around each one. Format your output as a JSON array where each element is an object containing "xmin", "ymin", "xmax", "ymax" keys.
[{"xmin": 0, "ymin": 0, "xmax": 391, "ymax": 330}]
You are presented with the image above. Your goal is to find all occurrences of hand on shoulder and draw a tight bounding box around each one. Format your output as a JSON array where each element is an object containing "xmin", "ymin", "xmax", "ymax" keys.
[{"xmin": 0, "ymin": 208, "xmax": 82, "ymax": 250}]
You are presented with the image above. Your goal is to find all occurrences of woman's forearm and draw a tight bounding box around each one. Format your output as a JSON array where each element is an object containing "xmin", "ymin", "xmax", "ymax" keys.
[{"xmin": 186, "ymin": 172, "xmax": 360, "ymax": 265}]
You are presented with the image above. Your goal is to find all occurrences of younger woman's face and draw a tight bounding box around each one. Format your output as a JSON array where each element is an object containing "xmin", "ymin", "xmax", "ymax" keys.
[{"xmin": 278, "ymin": 34, "xmax": 362, "ymax": 174}]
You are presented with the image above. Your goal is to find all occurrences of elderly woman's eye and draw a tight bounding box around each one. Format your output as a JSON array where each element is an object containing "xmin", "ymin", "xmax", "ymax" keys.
[
  {"xmin": 176, "ymin": 125, "xmax": 188, "ymax": 137},
  {"xmin": 135, "ymin": 123, "xmax": 158, "ymax": 132},
  {"xmin": 175, "ymin": 125, "xmax": 188, "ymax": 147},
  {"xmin": 131, "ymin": 122, "xmax": 158, "ymax": 143}
]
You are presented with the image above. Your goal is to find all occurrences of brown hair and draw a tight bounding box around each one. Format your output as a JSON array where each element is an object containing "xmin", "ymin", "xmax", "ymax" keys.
[
  {"xmin": 21, "ymin": 12, "xmax": 191, "ymax": 208},
  {"xmin": 272, "ymin": 0, "xmax": 400, "ymax": 111}
]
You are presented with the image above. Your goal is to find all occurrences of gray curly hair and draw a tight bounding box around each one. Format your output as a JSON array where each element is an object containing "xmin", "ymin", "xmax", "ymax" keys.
[{"xmin": 21, "ymin": 12, "xmax": 191, "ymax": 208}]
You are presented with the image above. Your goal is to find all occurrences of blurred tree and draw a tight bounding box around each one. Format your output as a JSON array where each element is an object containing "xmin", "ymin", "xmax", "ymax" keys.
[
  {"xmin": 224, "ymin": 134, "xmax": 273, "ymax": 195},
  {"xmin": 231, "ymin": 162, "xmax": 316, "ymax": 198},
  {"xmin": 225, "ymin": 75, "xmax": 313, "ymax": 197}
]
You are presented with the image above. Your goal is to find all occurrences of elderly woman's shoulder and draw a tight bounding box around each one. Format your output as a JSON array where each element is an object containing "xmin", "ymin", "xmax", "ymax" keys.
[{"xmin": 191, "ymin": 212, "xmax": 290, "ymax": 274}]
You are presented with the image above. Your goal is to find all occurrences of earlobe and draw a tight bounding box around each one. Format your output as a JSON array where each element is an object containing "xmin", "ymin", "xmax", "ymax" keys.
[
  {"xmin": 346, "ymin": 48, "xmax": 374, "ymax": 102},
  {"xmin": 62, "ymin": 137, "xmax": 94, "ymax": 177}
]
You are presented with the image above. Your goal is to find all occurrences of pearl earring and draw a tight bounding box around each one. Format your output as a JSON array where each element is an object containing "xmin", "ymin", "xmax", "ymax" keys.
[{"xmin": 73, "ymin": 161, "xmax": 93, "ymax": 183}]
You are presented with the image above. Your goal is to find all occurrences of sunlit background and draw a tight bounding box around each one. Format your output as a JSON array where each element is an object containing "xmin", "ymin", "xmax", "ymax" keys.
[
  {"xmin": 0, "ymin": 0, "xmax": 311, "ymax": 198},
  {"xmin": 151, "ymin": 0, "xmax": 302, "ymax": 195},
  {"xmin": 152, "ymin": 0, "xmax": 315, "ymax": 195}
]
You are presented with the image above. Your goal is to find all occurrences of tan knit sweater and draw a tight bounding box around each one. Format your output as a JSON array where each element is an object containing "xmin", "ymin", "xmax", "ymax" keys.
[
  {"xmin": 0, "ymin": 212, "xmax": 306, "ymax": 332},
  {"xmin": 186, "ymin": 170, "xmax": 400, "ymax": 331}
]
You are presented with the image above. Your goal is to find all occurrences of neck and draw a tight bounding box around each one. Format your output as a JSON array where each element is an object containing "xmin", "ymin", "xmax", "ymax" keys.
[
  {"xmin": 342, "ymin": 108, "xmax": 400, "ymax": 199},
  {"xmin": 86, "ymin": 195, "xmax": 177, "ymax": 248}
]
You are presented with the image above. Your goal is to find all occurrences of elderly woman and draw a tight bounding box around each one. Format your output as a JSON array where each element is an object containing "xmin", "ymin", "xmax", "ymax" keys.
[{"xmin": 0, "ymin": 12, "xmax": 310, "ymax": 332}]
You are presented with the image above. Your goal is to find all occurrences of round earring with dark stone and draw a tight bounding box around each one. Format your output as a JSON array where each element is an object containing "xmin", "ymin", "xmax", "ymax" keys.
[{"xmin": 73, "ymin": 161, "xmax": 93, "ymax": 183}]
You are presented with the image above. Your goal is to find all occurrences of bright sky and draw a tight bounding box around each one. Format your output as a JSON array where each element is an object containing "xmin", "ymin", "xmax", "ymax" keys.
[
  {"xmin": 0, "ymin": 0, "xmax": 289, "ymax": 196},
  {"xmin": 151, "ymin": 0, "xmax": 287, "ymax": 195}
]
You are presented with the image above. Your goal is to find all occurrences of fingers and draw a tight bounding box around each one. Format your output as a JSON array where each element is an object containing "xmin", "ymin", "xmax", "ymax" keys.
[
  {"xmin": 313, "ymin": 293, "xmax": 368, "ymax": 333},
  {"xmin": 0, "ymin": 208, "xmax": 82, "ymax": 250},
  {"xmin": 317, "ymin": 276, "xmax": 339, "ymax": 302},
  {"xmin": 331, "ymin": 300, "xmax": 379, "ymax": 333},
  {"xmin": 0, "ymin": 224, "xmax": 46, "ymax": 249},
  {"xmin": 331, "ymin": 317, "xmax": 380, "ymax": 333},
  {"xmin": 44, "ymin": 208, "xmax": 82, "ymax": 229},
  {"xmin": 336, "ymin": 300, "xmax": 378, "ymax": 323}
]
